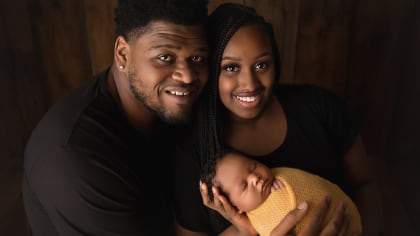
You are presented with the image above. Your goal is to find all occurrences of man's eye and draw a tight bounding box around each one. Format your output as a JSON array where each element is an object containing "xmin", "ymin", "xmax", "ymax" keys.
[{"xmin": 158, "ymin": 55, "xmax": 172, "ymax": 62}]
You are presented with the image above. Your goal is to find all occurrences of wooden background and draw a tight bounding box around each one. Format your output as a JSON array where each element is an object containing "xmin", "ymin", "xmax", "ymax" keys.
[{"xmin": 1, "ymin": 0, "xmax": 419, "ymax": 235}]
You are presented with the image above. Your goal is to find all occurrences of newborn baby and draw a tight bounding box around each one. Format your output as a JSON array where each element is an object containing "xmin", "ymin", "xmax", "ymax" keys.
[{"xmin": 200, "ymin": 149, "xmax": 362, "ymax": 236}]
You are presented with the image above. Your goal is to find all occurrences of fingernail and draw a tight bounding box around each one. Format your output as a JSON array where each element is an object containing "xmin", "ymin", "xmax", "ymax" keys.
[{"xmin": 297, "ymin": 201, "xmax": 308, "ymax": 210}]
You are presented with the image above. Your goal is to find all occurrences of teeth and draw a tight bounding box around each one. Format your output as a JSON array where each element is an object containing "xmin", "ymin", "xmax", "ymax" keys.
[
  {"xmin": 236, "ymin": 96, "xmax": 257, "ymax": 102},
  {"xmin": 170, "ymin": 91, "xmax": 190, "ymax": 96}
]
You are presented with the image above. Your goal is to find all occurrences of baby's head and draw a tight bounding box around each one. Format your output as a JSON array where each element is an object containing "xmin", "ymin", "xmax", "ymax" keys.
[{"xmin": 200, "ymin": 149, "xmax": 274, "ymax": 213}]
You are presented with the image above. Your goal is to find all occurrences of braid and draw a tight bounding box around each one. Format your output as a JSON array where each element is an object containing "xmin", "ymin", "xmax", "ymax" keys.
[{"xmin": 197, "ymin": 3, "xmax": 282, "ymax": 169}]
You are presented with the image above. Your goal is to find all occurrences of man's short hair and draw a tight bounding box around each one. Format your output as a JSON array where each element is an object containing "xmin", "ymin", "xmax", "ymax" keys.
[{"xmin": 114, "ymin": 0, "xmax": 209, "ymax": 41}]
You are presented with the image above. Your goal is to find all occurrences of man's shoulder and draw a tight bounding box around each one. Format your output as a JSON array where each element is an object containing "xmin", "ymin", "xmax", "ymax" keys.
[{"xmin": 23, "ymin": 71, "xmax": 124, "ymax": 177}]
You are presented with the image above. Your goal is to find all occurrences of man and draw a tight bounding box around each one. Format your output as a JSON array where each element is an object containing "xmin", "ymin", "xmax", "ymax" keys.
[{"xmin": 23, "ymin": 0, "xmax": 209, "ymax": 235}]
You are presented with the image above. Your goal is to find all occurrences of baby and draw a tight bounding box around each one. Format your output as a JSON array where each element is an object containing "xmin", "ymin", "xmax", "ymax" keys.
[{"xmin": 200, "ymin": 149, "xmax": 362, "ymax": 236}]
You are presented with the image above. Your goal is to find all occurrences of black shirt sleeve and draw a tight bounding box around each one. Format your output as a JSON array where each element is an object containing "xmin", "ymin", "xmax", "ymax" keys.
[
  {"xmin": 302, "ymin": 85, "xmax": 359, "ymax": 156},
  {"xmin": 172, "ymin": 143, "xmax": 210, "ymax": 231},
  {"xmin": 25, "ymin": 147, "xmax": 165, "ymax": 236}
]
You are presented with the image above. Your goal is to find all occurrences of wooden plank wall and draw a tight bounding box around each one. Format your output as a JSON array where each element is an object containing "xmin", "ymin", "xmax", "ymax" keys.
[{"xmin": 1, "ymin": 0, "xmax": 418, "ymax": 235}]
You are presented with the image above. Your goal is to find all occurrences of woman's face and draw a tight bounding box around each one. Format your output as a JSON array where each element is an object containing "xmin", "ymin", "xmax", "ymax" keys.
[{"xmin": 218, "ymin": 24, "xmax": 275, "ymax": 121}]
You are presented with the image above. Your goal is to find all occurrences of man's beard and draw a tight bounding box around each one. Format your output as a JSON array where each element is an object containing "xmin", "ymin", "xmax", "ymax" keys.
[{"xmin": 128, "ymin": 72, "xmax": 192, "ymax": 124}]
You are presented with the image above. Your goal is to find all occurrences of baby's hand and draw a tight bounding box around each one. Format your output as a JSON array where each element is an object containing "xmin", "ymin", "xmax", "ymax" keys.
[{"xmin": 271, "ymin": 178, "xmax": 284, "ymax": 192}]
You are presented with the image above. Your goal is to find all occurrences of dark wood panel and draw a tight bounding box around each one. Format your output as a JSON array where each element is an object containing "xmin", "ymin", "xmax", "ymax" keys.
[
  {"xmin": 347, "ymin": 0, "xmax": 401, "ymax": 156},
  {"xmin": 294, "ymin": 0, "xmax": 355, "ymax": 96},
  {"xmin": 383, "ymin": 0, "xmax": 420, "ymax": 232},
  {"xmin": 30, "ymin": 0, "xmax": 92, "ymax": 102},
  {"xmin": 246, "ymin": 0, "xmax": 300, "ymax": 84},
  {"xmin": 0, "ymin": 0, "xmax": 48, "ymax": 234},
  {"xmin": 84, "ymin": 0, "xmax": 118, "ymax": 75},
  {"xmin": 346, "ymin": 0, "xmax": 419, "ymax": 234}
]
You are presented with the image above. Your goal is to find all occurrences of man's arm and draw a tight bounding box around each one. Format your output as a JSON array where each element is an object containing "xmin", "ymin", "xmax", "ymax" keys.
[{"xmin": 25, "ymin": 149, "xmax": 172, "ymax": 235}]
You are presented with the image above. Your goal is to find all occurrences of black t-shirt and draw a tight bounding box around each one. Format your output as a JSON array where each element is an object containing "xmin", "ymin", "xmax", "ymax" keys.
[
  {"xmin": 172, "ymin": 84, "xmax": 358, "ymax": 234},
  {"xmin": 23, "ymin": 69, "xmax": 174, "ymax": 236}
]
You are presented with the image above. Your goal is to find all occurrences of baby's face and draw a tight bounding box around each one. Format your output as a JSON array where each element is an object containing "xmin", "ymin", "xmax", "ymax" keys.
[{"xmin": 214, "ymin": 153, "xmax": 274, "ymax": 212}]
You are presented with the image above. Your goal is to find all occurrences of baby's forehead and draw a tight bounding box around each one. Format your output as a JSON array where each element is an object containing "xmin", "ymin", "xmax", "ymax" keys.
[
  {"xmin": 220, "ymin": 152, "xmax": 251, "ymax": 163},
  {"xmin": 216, "ymin": 153, "xmax": 254, "ymax": 175}
]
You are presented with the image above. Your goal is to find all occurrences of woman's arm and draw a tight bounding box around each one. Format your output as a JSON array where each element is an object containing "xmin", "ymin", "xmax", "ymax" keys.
[
  {"xmin": 344, "ymin": 135, "xmax": 384, "ymax": 236},
  {"xmin": 174, "ymin": 221, "xmax": 209, "ymax": 236}
]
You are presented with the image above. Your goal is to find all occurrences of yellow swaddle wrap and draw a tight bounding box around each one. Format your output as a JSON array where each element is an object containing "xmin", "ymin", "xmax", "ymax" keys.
[{"xmin": 247, "ymin": 167, "xmax": 362, "ymax": 236}]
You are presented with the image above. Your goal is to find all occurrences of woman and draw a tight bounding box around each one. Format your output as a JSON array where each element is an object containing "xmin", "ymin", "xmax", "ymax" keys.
[{"xmin": 172, "ymin": 3, "xmax": 383, "ymax": 236}]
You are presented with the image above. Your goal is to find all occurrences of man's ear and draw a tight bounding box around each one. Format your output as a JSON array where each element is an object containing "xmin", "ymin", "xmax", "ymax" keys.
[{"xmin": 114, "ymin": 36, "xmax": 129, "ymax": 70}]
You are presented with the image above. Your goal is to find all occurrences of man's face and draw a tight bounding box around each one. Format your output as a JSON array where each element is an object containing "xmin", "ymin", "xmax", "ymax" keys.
[
  {"xmin": 126, "ymin": 21, "xmax": 208, "ymax": 124},
  {"xmin": 214, "ymin": 153, "xmax": 274, "ymax": 213}
]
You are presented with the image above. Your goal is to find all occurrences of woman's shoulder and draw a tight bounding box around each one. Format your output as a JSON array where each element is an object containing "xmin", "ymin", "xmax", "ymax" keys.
[
  {"xmin": 276, "ymin": 84, "xmax": 334, "ymax": 98},
  {"xmin": 275, "ymin": 84, "xmax": 343, "ymax": 107}
]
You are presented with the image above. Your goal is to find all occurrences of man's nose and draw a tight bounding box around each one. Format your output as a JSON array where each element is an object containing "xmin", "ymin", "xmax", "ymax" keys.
[{"xmin": 172, "ymin": 61, "xmax": 196, "ymax": 84}]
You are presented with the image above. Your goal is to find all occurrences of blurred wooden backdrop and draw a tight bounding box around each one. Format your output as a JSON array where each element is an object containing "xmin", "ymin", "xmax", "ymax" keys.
[{"xmin": 1, "ymin": 0, "xmax": 419, "ymax": 235}]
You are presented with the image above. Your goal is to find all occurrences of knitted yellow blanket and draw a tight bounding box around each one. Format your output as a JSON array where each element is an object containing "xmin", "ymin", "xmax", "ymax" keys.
[{"xmin": 247, "ymin": 167, "xmax": 362, "ymax": 236}]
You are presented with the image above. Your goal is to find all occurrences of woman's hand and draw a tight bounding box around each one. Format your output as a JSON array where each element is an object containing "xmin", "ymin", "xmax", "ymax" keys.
[
  {"xmin": 270, "ymin": 197, "xmax": 357, "ymax": 236},
  {"xmin": 199, "ymin": 181, "xmax": 258, "ymax": 236}
]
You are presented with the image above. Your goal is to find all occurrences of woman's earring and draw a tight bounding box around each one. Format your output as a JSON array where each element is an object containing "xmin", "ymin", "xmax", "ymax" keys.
[{"xmin": 119, "ymin": 65, "xmax": 125, "ymax": 70}]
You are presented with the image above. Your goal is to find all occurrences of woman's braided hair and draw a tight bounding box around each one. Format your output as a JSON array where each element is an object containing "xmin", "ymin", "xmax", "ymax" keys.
[{"xmin": 197, "ymin": 3, "xmax": 281, "ymax": 169}]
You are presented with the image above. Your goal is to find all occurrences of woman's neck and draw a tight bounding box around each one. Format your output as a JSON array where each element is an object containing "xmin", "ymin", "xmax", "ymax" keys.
[{"xmin": 224, "ymin": 94, "xmax": 287, "ymax": 156}]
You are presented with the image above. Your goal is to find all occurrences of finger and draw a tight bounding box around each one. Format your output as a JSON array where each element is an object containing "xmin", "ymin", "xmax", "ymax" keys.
[
  {"xmin": 199, "ymin": 182, "xmax": 210, "ymax": 204},
  {"xmin": 271, "ymin": 185, "xmax": 276, "ymax": 192},
  {"xmin": 200, "ymin": 182, "xmax": 219, "ymax": 211},
  {"xmin": 337, "ymin": 214, "xmax": 350, "ymax": 236},
  {"xmin": 319, "ymin": 201, "xmax": 346, "ymax": 236},
  {"xmin": 276, "ymin": 179, "xmax": 285, "ymax": 188},
  {"xmin": 270, "ymin": 201, "xmax": 309, "ymax": 236},
  {"xmin": 300, "ymin": 195, "xmax": 331, "ymax": 235},
  {"xmin": 272, "ymin": 180, "xmax": 280, "ymax": 192},
  {"xmin": 217, "ymin": 194, "xmax": 236, "ymax": 213},
  {"xmin": 273, "ymin": 180, "xmax": 279, "ymax": 190},
  {"xmin": 212, "ymin": 187, "xmax": 224, "ymax": 209}
]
